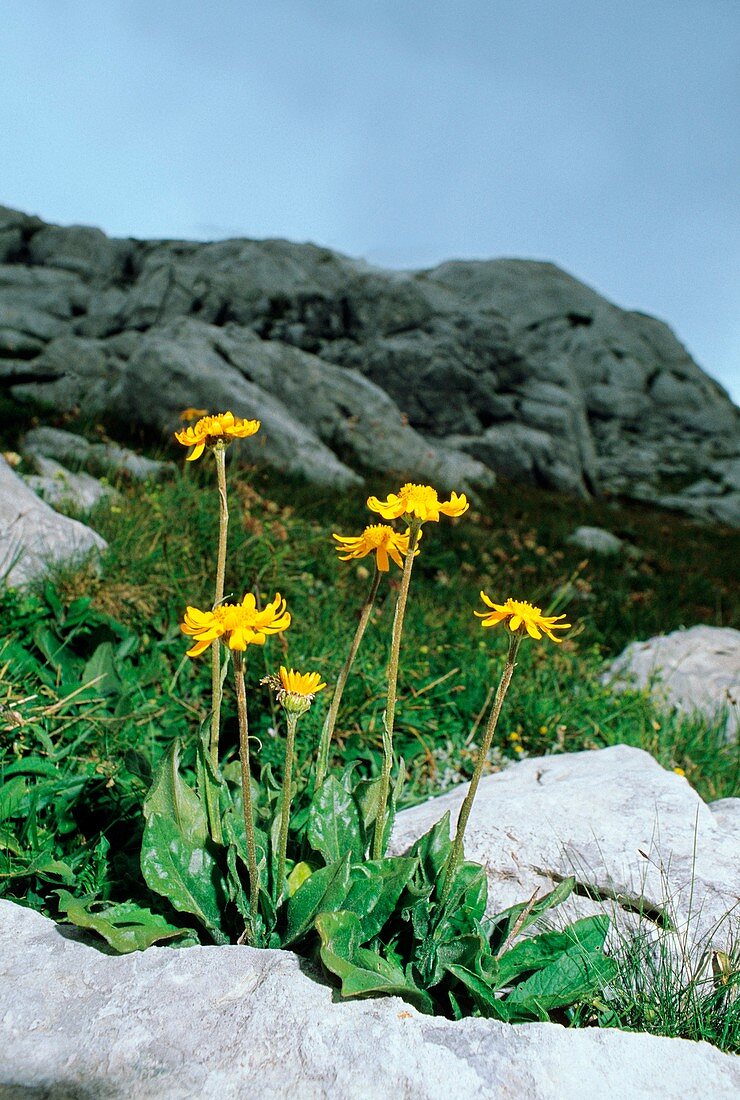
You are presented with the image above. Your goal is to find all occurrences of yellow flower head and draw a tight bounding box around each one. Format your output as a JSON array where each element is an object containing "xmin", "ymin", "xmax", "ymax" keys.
[
  {"xmin": 475, "ymin": 595, "xmax": 571, "ymax": 643},
  {"xmin": 278, "ymin": 667, "xmax": 327, "ymax": 696},
  {"xmin": 179, "ymin": 407, "xmax": 209, "ymax": 422},
  {"xmin": 175, "ymin": 411, "xmax": 261, "ymax": 461},
  {"xmin": 332, "ymin": 524, "xmax": 420, "ymax": 572},
  {"xmin": 367, "ymin": 483, "xmax": 468, "ymax": 524},
  {"xmin": 181, "ymin": 592, "xmax": 290, "ymax": 657}
]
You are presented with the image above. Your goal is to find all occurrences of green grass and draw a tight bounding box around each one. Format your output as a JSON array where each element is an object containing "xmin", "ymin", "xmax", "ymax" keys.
[{"xmin": 1, "ymin": 426, "xmax": 738, "ymax": 1047}]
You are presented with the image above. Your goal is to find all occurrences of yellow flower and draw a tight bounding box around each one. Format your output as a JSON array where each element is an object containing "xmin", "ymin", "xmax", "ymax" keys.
[
  {"xmin": 367, "ymin": 483, "xmax": 468, "ymax": 524},
  {"xmin": 181, "ymin": 592, "xmax": 290, "ymax": 657},
  {"xmin": 175, "ymin": 411, "xmax": 261, "ymax": 461},
  {"xmin": 332, "ymin": 524, "xmax": 420, "ymax": 571},
  {"xmin": 673, "ymin": 767, "xmax": 686, "ymax": 777},
  {"xmin": 475, "ymin": 595, "xmax": 570, "ymax": 643},
  {"xmin": 179, "ymin": 407, "xmax": 209, "ymax": 422},
  {"xmin": 279, "ymin": 667, "xmax": 327, "ymax": 696}
]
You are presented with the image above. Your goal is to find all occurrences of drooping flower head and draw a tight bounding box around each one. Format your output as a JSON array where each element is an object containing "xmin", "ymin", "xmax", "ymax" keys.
[
  {"xmin": 367, "ymin": 483, "xmax": 468, "ymax": 524},
  {"xmin": 332, "ymin": 524, "xmax": 420, "ymax": 572},
  {"xmin": 475, "ymin": 594, "xmax": 570, "ymax": 643},
  {"xmin": 181, "ymin": 592, "xmax": 290, "ymax": 657},
  {"xmin": 179, "ymin": 407, "xmax": 209, "ymax": 422},
  {"xmin": 262, "ymin": 666, "xmax": 327, "ymax": 717},
  {"xmin": 175, "ymin": 411, "xmax": 261, "ymax": 461}
]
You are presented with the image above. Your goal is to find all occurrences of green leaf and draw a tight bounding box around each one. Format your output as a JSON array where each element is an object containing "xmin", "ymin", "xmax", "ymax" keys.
[
  {"xmin": 283, "ymin": 852, "xmax": 352, "ymax": 946},
  {"xmin": 488, "ymin": 877, "xmax": 576, "ymax": 951},
  {"xmin": 56, "ymin": 891, "xmax": 195, "ymax": 953},
  {"xmin": 82, "ymin": 643, "xmax": 123, "ymax": 697},
  {"xmin": 497, "ymin": 915, "xmax": 611, "ymax": 987},
  {"xmin": 504, "ymin": 918, "xmax": 616, "ymax": 1014},
  {"xmin": 343, "ymin": 857, "xmax": 417, "ymax": 940},
  {"xmin": 408, "ymin": 811, "xmax": 452, "ymax": 887},
  {"xmin": 316, "ymin": 910, "xmax": 434, "ymax": 1013},
  {"xmin": 0, "ymin": 776, "xmax": 28, "ymax": 822},
  {"xmin": 446, "ymin": 963, "xmax": 511, "ymax": 1019},
  {"xmin": 141, "ymin": 740, "xmax": 229, "ymax": 944},
  {"xmin": 307, "ymin": 776, "xmax": 363, "ymax": 864}
]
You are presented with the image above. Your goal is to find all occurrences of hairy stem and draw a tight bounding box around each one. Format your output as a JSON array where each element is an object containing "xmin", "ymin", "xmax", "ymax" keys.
[
  {"xmin": 210, "ymin": 444, "xmax": 229, "ymax": 776},
  {"xmin": 314, "ymin": 566, "xmax": 381, "ymax": 790},
  {"xmin": 234, "ymin": 651, "xmax": 260, "ymax": 937},
  {"xmin": 276, "ymin": 712, "xmax": 298, "ymax": 901},
  {"xmin": 440, "ymin": 629, "xmax": 523, "ymax": 906},
  {"xmin": 372, "ymin": 522, "xmax": 421, "ymax": 860}
]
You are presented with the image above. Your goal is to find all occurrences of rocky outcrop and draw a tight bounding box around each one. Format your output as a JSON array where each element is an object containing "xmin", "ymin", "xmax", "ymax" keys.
[
  {"xmin": 1, "ymin": 206, "xmax": 737, "ymax": 519},
  {"xmin": 392, "ymin": 745, "xmax": 739, "ymax": 955},
  {"xmin": 604, "ymin": 626, "xmax": 740, "ymax": 739},
  {"xmin": 0, "ymin": 455, "xmax": 106, "ymax": 587},
  {"xmin": 2, "ymin": 899, "xmax": 739, "ymax": 1099}
]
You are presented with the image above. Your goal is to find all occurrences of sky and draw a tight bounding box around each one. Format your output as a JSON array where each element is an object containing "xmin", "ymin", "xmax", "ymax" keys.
[{"xmin": 1, "ymin": 1, "xmax": 738, "ymax": 401}]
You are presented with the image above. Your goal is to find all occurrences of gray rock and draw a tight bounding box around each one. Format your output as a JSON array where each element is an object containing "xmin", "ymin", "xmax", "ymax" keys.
[
  {"xmin": 1, "ymin": 207, "xmax": 738, "ymax": 522},
  {"xmin": 2, "ymin": 899, "xmax": 739, "ymax": 1100},
  {"xmin": 24, "ymin": 454, "xmax": 116, "ymax": 512},
  {"xmin": 567, "ymin": 525, "xmax": 624, "ymax": 555},
  {"xmin": 22, "ymin": 426, "xmax": 174, "ymax": 483},
  {"xmin": 0, "ymin": 456, "xmax": 106, "ymax": 587},
  {"xmin": 391, "ymin": 745, "xmax": 740, "ymax": 955},
  {"xmin": 604, "ymin": 626, "xmax": 740, "ymax": 738}
]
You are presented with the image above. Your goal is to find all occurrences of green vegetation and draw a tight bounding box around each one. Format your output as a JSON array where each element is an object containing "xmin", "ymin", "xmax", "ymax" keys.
[{"xmin": 1, "ymin": 432, "xmax": 738, "ymax": 1046}]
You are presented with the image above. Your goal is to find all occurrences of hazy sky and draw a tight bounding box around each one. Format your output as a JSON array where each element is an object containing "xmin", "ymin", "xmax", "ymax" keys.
[{"xmin": 2, "ymin": 1, "xmax": 738, "ymax": 400}]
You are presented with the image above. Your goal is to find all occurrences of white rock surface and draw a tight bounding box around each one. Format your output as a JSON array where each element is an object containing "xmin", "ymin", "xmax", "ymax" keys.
[
  {"xmin": 567, "ymin": 525, "xmax": 624, "ymax": 555},
  {"xmin": 1, "ymin": 899, "xmax": 738, "ymax": 1100},
  {"xmin": 392, "ymin": 746, "xmax": 740, "ymax": 954},
  {"xmin": 604, "ymin": 626, "xmax": 740, "ymax": 737},
  {"xmin": 0, "ymin": 455, "xmax": 107, "ymax": 587},
  {"xmin": 24, "ymin": 453, "xmax": 116, "ymax": 511}
]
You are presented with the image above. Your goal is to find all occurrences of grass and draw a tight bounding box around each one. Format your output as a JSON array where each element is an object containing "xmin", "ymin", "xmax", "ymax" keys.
[{"xmin": 1, "ymin": 418, "xmax": 739, "ymax": 1047}]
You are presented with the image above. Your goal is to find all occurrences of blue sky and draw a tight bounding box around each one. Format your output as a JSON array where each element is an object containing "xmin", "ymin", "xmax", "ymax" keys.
[{"xmin": 2, "ymin": 1, "xmax": 738, "ymax": 400}]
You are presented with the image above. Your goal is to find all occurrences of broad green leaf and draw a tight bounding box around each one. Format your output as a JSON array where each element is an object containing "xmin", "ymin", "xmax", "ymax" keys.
[
  {"xmin": 430, "ymin": 932, "xmax": 498, "ymax": 988},
  {"xmin": 283, "ymin": 852, "xmax": 352, "ymax": 946},
  {"xmin": 505, "ymin": 933, "xmax": 616, "ymax": 1012},
  {"xmin": 56, "ymin": 891, "xmax": 195, "ymax": 953},
  {"xmin": 307, "ymin": 776, "xmax": 363, "ymax": 864},
  {"xmin": 141, "ymin": 740, "xmax": 228, "ymax": 944},
  {"xmin": 446, "ymin": 963, "xmax": 511, "ymax": 1019},
  {"xmin": 497, "ymin": 915, "xmax": 610, "ymax": 987},
  {"xmin": 408, "ymin": 811, "xmax": 452, "ymax": 886},
  {"xmin": 0, "ymin": 776, "xmax": 28, "ymax": 822},
  {"xmin": 316, "ymin": 910, "xmax": 434, "ymax": 1013},
  {"xmin": 287, "ymin": 861, "xmax": 314, "ymax": 896},
  {"xmin": 82, "ymin": 643, "xmax": 123, "ymax": 697},
  {"xmin": 488, "ymin": 877, "xmax": 576, "ymax": 952},
  {"xmin": 343, "ymin": 857, "xmax": 417, "ymax": 940}
]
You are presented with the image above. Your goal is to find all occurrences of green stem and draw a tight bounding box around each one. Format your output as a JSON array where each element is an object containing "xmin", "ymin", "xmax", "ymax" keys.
[
  {"xmin": 234, "ymin": 651, "xmax": 260, "ymax": 938},
  {"xmin": 314, "ymin": 565, "xmax": 381, "ymax": 790},
  {"xmin": 372, "ymin": 522, "xmax": 421, "ymax": 860},
  {"xmin": 210, "ymin": 444, "xmax": 229, "ymax": 769},
  {"xmin": 276, "ymin": 712, "xmax": 298, "ymax": 901},
  {"xmin": 439, "ymin": 629, "xmax": 523, "ymax": 907}
]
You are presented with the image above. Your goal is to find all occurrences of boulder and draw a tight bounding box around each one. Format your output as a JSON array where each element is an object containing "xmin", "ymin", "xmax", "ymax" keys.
[
  {"xmin": 24, "ymin": 454, "xmax": 116, "ymax": 512},
  {"xmin": 0, "ymin": 455, "xmax": 106, "ymax": 587},
  {"xmin": 566, "ymin": 525, "xmax": 624, "ymax": 555},
  {"xmin": 391, "ymin": 745, "xmax": 740, "ymax": 955},
  {"xmin": 1, "ymin": 899, "xmax": 738, "ymax": 1099},
  {"xmin": 1, "ymin": 207, "xmax": 738, "ymax": 523},
  {"xmin": 22, "ymin": 426, "xmax": 174, "ymax": 483},
  {"xmin": 604, "ymin": 626, "xmax": 739, "ymax": 738}
]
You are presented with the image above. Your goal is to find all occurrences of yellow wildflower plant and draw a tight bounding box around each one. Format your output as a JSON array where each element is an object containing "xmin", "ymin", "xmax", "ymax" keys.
[
  {"xmin": 181, "ymin": 592, "xmax": 290, "ymax": 657},
  {"xmin": 332, "ymin": 524, "xmax": 420, "ymax": 572},
  {"xmin": 475, "ymin": 595, "xmax": 570, "ymax": 643},
  {"xmin": 175, "ymin": 411, "xmax": 261, "ymax": 461},
  {"xmin": 367, "ymin": 483, "xmax": 468, "ymax": 524}
]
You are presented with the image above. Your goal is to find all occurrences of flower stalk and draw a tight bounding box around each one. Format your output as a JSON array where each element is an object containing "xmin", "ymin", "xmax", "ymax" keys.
[
  {"xmin": 207, "ymin": 444, "xmax": 229, "ymax": 830},
  {"xmin": 314, "ymin": 564, "xmax": 381, "ymax": 790},
  {"xmin": 440, "ymin": 628, "xmax": 523, "ymax": 906},
  {"xmin": 233, "ymin": 651, "xmax": 260, "ymax": 937},
  {"xmin": 372, "ymin": 520, "xmax": 422, "ymax": 860},
  {"xmin": 276, "ymin": 711, "xmax": 298, "ymax": 900}
]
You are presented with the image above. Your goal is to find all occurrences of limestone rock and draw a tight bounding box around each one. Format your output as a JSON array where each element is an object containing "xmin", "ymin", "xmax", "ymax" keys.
[
  {"xmin": 0, "ymin": 455, "xmax": 106, "ymax": 587},
  {"xmin": 22, "ymin": 426, "xmax": 174, "ymax": 483},
  {"xmin": 1, "ymin": 207, "xmax": 738, "ymax": 522},
  {"xmin": 24, "ymin": 454, "xmax": 116, "ymax": 512},
  {"xmin": 567, "ymin": 525, "xmax": 624, "ymax": 555},
  {"xmin": 604, "ymin": 626, "xmax": 739, "ymax": 738},
  {"xmin": 392, "ymin": 745, "xmax": 740, "ymax": 954},
  {"xmin": 2, "ymin": 899, "xmax": 738, "ymax": 1099}
]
